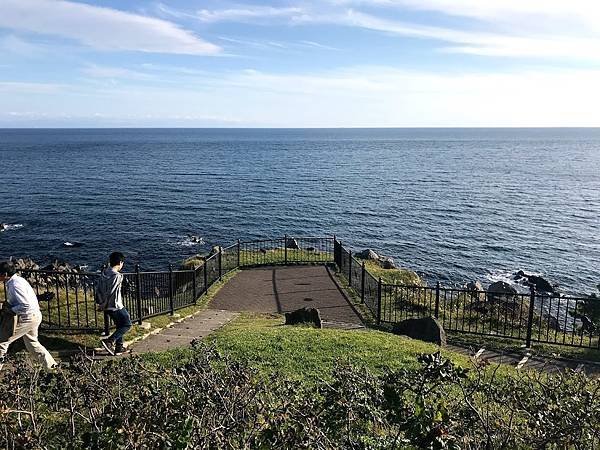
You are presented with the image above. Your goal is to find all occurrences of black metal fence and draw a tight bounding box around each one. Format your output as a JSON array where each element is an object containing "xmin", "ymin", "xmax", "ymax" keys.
[
  {"xmin": 334, "ymin": 239, "xmax": 600, "ymax": 350},
  {"xmin": 5, "ymin": 234, "xmax": 595, "ymax": 351},
  {"xmin": 1, "ymin": 236, "xmax": 334, "ymax": 332}
]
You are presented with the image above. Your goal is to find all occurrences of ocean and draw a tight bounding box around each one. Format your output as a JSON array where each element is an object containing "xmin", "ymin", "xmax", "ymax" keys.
[{"xmin": 1, "ymin": 128, "xmax": 598, "ymax": 295}]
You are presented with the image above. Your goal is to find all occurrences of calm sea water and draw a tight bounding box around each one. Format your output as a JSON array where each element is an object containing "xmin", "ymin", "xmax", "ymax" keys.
[{"xmin": 0, "ymin": 128, "xmax": 599, "ymax": 294}]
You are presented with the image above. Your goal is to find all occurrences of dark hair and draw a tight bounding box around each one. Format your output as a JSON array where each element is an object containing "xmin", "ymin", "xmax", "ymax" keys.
[
  {"xmin": 0, "ymin": 261, "xmax": 16, "ymax": 277},
  {"xmin": 109, "ymin": 252, "xmax": 125, "ymax": 267}
]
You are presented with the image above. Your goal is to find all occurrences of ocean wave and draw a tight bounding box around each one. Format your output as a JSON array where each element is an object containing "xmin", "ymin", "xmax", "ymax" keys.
[
  {"xmin": 177, "ymin": 235, "xmax": 205, "ymax": 247},
  {"xmin": 0, "ymin": 223, "xmax": 24, "ymax": 231}
]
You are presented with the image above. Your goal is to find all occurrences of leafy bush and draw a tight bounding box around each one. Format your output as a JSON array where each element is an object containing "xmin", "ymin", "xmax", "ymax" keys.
[{"xmin": 0, "ymin": 343, "xmax": 598, "ymax": 449}]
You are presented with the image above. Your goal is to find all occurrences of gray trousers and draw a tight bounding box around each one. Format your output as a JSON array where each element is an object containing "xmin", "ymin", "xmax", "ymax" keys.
[{"xmin": 0, "ymin": 311, "xmax": 56, "ymax": 369}]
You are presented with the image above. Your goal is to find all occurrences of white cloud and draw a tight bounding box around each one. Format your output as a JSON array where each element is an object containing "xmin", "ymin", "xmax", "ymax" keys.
[
  {"xmin": 190, "ymin": 2, "xmax": 600, "ymax": 61},
  {"xmin": 329, "ymin": 10, "xmax": 600, "ymax": 60},
  {"xmin": 196, "ymin": 6, "xmax": 304, "ymax": 23},
  {"xmin": 0, "ymin": 35, "xmax": 45, "ymax": 56},
  {"xmin": 0, "ymin": 81, "xmax": 66, "ymax": 93},
  {"xmin": 81, "ymin": 64, "xmax": 157, "ymax": 81},
  {"xmin": 0, "ymin": 0, "xmax": 220, "ymax": 55},
  {"xmin": 335, "ymin": 0, "xmax": 600, "ymax": 32}
]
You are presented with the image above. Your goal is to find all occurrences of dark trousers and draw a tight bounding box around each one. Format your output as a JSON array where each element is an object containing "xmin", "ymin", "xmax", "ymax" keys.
[{"xmin": 106, "ymin": 308, "xmax": 132, "ymax": 345}]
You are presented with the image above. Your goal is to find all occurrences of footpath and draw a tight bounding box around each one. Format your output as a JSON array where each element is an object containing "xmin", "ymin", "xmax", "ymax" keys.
[{"xmin": 128, "ymin": 309, "xmax": 239, "ymax": 354}]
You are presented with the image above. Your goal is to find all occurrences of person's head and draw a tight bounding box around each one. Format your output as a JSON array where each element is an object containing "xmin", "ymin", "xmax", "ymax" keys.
[
  {"xmin": 109, "ymin": 252, "xmax": 125, "ymax": 271},
  {"xmin": 0, "ymin": 261, "xmax": 16, "ymax": 281}
]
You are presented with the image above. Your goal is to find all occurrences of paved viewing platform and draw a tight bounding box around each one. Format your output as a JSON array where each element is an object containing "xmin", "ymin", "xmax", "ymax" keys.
[
  {"xmin": 209, "ymin": 265, "xmax": 363, "ymax": 326},
  {"xmin": 129, "ymin": 265, "xmax": 363, "ymax": 354}
]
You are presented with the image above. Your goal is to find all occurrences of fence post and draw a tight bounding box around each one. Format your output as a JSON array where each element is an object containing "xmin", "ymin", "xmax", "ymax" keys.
[
  {"xmin": 237, "ymin": 239, "xmax": 241, "ymax": 268},
  {"xmin": 333, "ymin": 235, "xmax": 337, "ymax": 265},
  {"xmin": 203, "ymin": 259, "xmax": 208, "ymax": 293},
  {"xmin": 192, "ymin": 268, "xmax": 197, "ymax": 304},
  {"xmin": 525, "ymin": 285, "xmax": 536, "ymax": 348},
  {"xmin": 284, "ymin": 234, "xmax": 288, "ymax": 265},
  {"xmin": 435, "ymin": 281, "xmax": 440, "ymax": 319},
  {"xmin": 348, "ymin": 251, "xmax": 353, "ymax": 286},
  {"xmin": 377, "ymin": 277, "xmax": 382, "ymax": 325},
  {"xmin": 218, "ymin": 248, "xmax": 222, "ymax": 281},
  {"xmin": 135, "ymin": 264, "xmax": 143, "ymax": 325},
  {"xmin": 361, "ymin": 262, "xmax": 365, "ymax": 303},
  {"xmin": 168, "ymin": 264, "xmax": 174, "ymax": 315}
]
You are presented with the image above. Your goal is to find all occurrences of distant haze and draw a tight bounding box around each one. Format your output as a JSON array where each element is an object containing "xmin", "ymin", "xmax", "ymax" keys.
[{"xmin": 1, "ymin": 1, "xmax": 600, "ymax": 127}]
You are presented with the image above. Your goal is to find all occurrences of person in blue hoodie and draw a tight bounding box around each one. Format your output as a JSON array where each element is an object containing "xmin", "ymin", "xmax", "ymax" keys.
[{"xmin": 96, "ymin": 252, "xmax": 131, "ymax": 355}]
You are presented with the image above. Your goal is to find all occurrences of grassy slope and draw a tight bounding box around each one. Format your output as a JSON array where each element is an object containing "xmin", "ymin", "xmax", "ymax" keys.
[{"xmin": 199, "ymin": 313, "xmax": 495, "ymax": 382}]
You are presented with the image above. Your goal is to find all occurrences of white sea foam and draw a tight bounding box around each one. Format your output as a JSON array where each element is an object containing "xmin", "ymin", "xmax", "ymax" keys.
[
  {"xmin": 177, "ymin": 235, "xmax": 205, "ymax": 247},
  {"xmin": 0, "ymin": 223, "xmax": 24, "ymax": 231}
]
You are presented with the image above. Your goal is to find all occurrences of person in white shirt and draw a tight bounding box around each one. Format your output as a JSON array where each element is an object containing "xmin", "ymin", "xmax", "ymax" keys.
[{"xmin": 0, "ymin": 261, "xmax": 57, "ymax": 370}]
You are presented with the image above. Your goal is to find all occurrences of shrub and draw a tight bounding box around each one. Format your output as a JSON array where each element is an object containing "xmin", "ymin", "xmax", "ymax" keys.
[{"xmin": 0, "ymin": 344, "xmax": 598, "ymax": 449}]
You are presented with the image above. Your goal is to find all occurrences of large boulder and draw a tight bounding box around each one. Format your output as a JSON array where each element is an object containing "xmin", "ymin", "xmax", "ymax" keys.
[
  {"xmin": 355, "ymin": 249, "xmax": 380, "ymax": 260},
  {"xmin": 380, "ymin": 257, "xmax": 396, "ymax": 269},
  {"xmin": 513, "ymin": 270, "xmax": 555, "ymax": 294},
  {"xmin": 284, "ymin": 307, "xmax": 322, "ymax": 328},
  {"xmin": 465, "ymin": 281, "xmax": 483, "ymax": 292},
  {"xmin": 527, "ymin": 275, "xmax": 554, "ymax": 294},
  {"xmin": 392, "ymin": 316, "xmax": 446, "ymax": 346},
  {"xmin": 488, "ymin": 281, "xmax": 517, "ymax": 300}
]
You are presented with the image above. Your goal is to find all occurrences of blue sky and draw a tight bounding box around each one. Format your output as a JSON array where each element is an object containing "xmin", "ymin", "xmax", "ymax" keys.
[{"xmin": 1, "ymin": 0, "xmax": 600, "ymax": 127}]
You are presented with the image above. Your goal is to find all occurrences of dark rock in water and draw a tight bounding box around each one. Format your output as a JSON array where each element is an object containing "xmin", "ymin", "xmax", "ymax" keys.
[
  {"xmin": 527, "ymin": 275, "xmax": 554, "ymax": 294},
  {"xmin": 380, "ymin": 257, "xmax": 396, "ymax": 269},
  {"xmin": 488, "ymin": 281, "xmax": 517, "ymax": 299},
  {"xmin": 305, "ymin": 247, "xmax": 315, "ymax": 252},
  {"xmin": 513, "ymin": 270, "xmax": 526, "ymax": 281},
  {"xmin": 356, "ymin": 249, "xmax": 380, "ymax": 260},
  {"xmin": 284, "ymin": 307, "xmax": 322, "ymax": 328},
  {"xmin": 37, "ymin": 292, "xmax": 55, "ymax": 302},
  {"xmin": 511, "ymin": 270, "xmax": 555, "ymax": 294},
  {"xmin": 392, "ymin": 316, "xmax": 446, "ymax": 346},
  {"xmin": 259, "ymin": 248, "xmax": 268, "ymax": 254},
  {"xmin": 285, "ymin": 237, "xmax": 300, "ymax": 249},
  {"xmin": 0, "ymin": 223, "xmax": 6, "ymax": 231}
]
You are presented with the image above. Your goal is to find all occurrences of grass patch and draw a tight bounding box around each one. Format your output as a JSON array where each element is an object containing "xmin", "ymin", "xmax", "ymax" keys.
[
  {"xmin": 206, "ymin": 313, "xmax": 480, "ymax": 382},
  {"xmin": 360, "ymin": 259, "xmax": 425, "ymax": 285}
]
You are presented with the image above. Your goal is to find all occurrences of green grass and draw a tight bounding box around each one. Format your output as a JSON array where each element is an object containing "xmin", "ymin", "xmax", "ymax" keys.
[
  {"xmin": 360, "ymin": 259, "xmax": 425, "ymax": 285},
  {"xmin": 200, "ymin": 313, "xmax": 479, "ymax": 382}
]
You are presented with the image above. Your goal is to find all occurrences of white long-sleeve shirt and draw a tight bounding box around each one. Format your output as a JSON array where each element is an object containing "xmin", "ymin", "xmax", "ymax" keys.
[{"xmin": 6, "ymin": 274, "xmax": 41, "ymax": 315}]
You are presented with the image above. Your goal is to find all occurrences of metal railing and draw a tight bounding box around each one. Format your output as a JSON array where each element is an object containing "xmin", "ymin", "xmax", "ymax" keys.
[
  {"xmin": 1, "ymin": 236, "xmax": 334, "ymax": 332},
  {"xmin": 334, "ymin": 239, "xmax": 600, "ymax": 349}
]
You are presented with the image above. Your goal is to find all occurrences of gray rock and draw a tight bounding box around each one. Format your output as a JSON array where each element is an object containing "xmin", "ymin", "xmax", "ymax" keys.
[
  {"xmin": 466, "ymin": 281, "xmax": 483, "ymax": 291},
  {"xmin": 285, "ymin": 237, "xmax": 300, "ymax": 249},
  {"xmin": 209, "ymin": 246, "xmax": 222, "ymax": 256},
  {"xmin": 355, "ymin": 249, "xmax": 380, "ymax": 260},
  {"xmin": 381, "ymin": 257, "xmax": 396, "ymax": 269},
  {"xmin": 284, "ymin": 307, "xmax": 322, "ymax": 328},
  {"xmin": 392, "ymin": 316, "xmax": 446, "ymax": 346},
  {"xmin": 488, "ymin": 281, "xmax": 517, "ymax": 300},
  {"xmin": 527, "ymin": 275, "xmax": 554, "ymax": 294}
]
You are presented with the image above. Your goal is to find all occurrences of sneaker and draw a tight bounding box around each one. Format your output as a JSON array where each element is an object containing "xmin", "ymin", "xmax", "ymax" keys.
[
  {"xmin": 114, "ymin": 344, "xmax": 126, "ymax": 356},
  {"xmin": 101, "ymin": 339, "xmax": 115, "ymax": 356}
]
